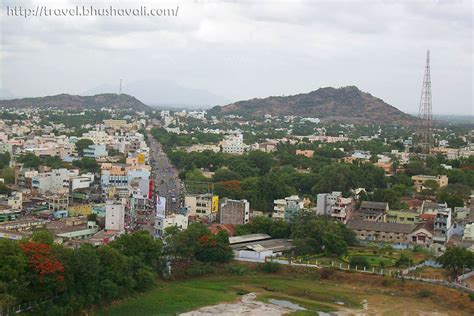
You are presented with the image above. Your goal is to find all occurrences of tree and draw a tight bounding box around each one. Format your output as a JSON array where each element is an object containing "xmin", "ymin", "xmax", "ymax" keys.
[
  {"xmin": 0, "ymin": 152, "xmax": 11, "ymax": 169},
  {"xmin": 0, "ymin": 239, "xmax": 29, "ymax": 308},
  {"xmin": 349, "ymin": 256, "xmax": 370, "ymax": 269},
  {"xmin": 17, "ymin": 153, "xmax": 41, "ymax": 170},
  {"xmin": 212, "ymin": 168, "xmax": 241, "ymax": 182},
  {"xmin": 247, "ymin": 151, "xmax": 273, "ymax": 175},
  {"xmin": 195, "ymin": 230, "xmax": 233, "ymax": 263},
  {"xmin": 75, "ymin": 139, "xmax": 94, "ymax": 156},
  {"xmin": 395, "ymin": 253, "xmax": 412, "ymax": 267},
  {"xmin": 19, "ymin": 241, "xmax": 65, "ymax": 296},
  {"xmin": 72, "ymin": 157, "xmax": 99, "ymax": 174},
  {"xmin": 31, "ymin": 230, "xmax": 54, "ymax": 245},
  {"xmin": 436, "ymin": 246, "xmax": 474, "ymax": 278},
  {"xmin": 110, "ymin": 231, "xmax": 163, "ymax": 271}
]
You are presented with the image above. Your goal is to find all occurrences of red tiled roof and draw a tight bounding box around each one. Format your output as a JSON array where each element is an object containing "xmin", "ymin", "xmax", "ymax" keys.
[
  {"xmin": 209, "ymin": 223, "xmax": 236, "ymax": 236},
  {"xmin": 419, "ymin": 213, "xmax": 436, "ymax": 221}
]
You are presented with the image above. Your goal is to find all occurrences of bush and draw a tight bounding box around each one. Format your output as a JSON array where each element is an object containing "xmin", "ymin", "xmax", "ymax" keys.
[
  {"xmin": 418, "ymin": 289, "xmax": 432, "ymax": 298},
  {"xmin": 260, "ymin": 261, "xmax": 281, "ymax": 273},
  {"xmin": 395, "ymin": 253, "xmax": 412, "ymax": 267},
  {"xmin": 185, "ymin": 262, "xmax": 215, "ymax": 277},
  {"xmin": 469, "ymin": 293, "xmax": 474, "ymax": 302},
  {"xmin": 382, "ymin": 279, "xmax": 392, "ymax": 287},
  {"xmin": 227, "ymin": 263, "xmax": 253, "ymax": 276},
  {"xmin": 349, "ymin": 256, "xmax": 371, "ymax": 269},
  {"xmin": 320, "ymin": 267, "xmax": 336, "ymax": 279}
]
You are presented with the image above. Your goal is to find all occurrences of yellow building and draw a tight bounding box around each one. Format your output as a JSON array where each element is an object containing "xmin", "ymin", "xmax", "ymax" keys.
[
  {"xmin": 411, "ymin": 175, "xmax": 448, "ymax": 192},
  {"xmin": 68, "ymin": 204, "xmax": 93, "ymax": 216}
]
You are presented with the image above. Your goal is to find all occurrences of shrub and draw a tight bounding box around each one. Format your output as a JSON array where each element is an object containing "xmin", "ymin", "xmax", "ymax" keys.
[
  {"xmin": 320, "ymin": 267, "xmax": 336, "ymax": 279},
  {"xmin": 395, "ymin": 253, "xmax": 412, "ymax": 267},
  {"xmin": 349, "ymin": 256, "xmax": 371, "ymax": 269},
  {"xmin": 260, "ymin": 261, "xmax": 281, "ymax": 273},
  {"xmin": 382, "ymin": 279, "xmax": 392, "ymax": 287},
  {"xmin": 227, "ymin": 263, "xmax": 252, "ymax": 276},
  {"xmin": 418, "ymin": 289, "xmax": 432, "ymax": 298},
  {"xmin": 469, "ymin": 293, "xmax": 474, "ymax": 302},
  {"xmin": 185, "ymin": 262, "xmax": 215, "ymax": 277}
]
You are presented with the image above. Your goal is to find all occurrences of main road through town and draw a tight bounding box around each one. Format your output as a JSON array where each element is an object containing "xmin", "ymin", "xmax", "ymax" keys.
[{"xmin": 147, "ymin": 132, "xmax": 182, "ymax": 214}]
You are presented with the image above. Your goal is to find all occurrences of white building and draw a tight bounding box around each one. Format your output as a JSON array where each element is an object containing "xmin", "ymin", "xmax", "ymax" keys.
[
  {"xmin": 273, "ymin": 195, "xmax": 305, "ymax": 221},
  {"xmin": 154, "ymin": 214, "xmax": 189, "ymax": 237},
  {"xmin": 316, "ymin": 191, "xmax": 342, "ymax": 216},
  {"xmin": 70, "ymin": 173, "xmax": 95, "ymax": 192},
  {"xmin": 221, "ymin": 133, "xmax": 246, "ymax": 155},
  {"xmin": 433, "ymin": 208, "xmax": 452, "ymax": 245},
  {"xmin": 105, "ymin": 200, "xmax": 125, "ymax": 232},
  {"xmin": 8, "ymin": 192, "xmax": 22, "ymax": 210},
  {"xmin": 32, "ymin": 169, "xmax": 80, "ymax": 194},
  {"xmin": 83, "ymin": 144, "xmax": 108, "ymax": 158}
]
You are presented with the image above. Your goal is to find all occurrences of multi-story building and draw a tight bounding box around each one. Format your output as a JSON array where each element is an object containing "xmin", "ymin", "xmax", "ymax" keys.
[
  {"xmin": 83, "ymin": 144, "xmax": 108, "ymax": 158},
  {"xmin": 330, "ymin": 197, "xmax": 353, "ymax": 223},
  {"xmin": 219, "ymin": 198, "xmax": 250, "ymax": 225},
  {"xmin": 463, "ymin": 223, "xmax": 474, "ymax": 242},
  {"xmin": 154, "ymin": 214, "xmax": 188, "ymax": 237},
  {"xmin": 316, "ymin": 191, "xmax": 342, "ymax": 216},
  {"xmin": 411, "ymin": 175, "xmax": 448, "ymax": 192},
  {"xmin": 221, "ymin": 133, "xmax": 246, "ymax": 155},
  {"xmin": 130, "ymin": 189, "xmax": 152, "ymax": 228},
  {"xmin": 273, "ymin": 195, "xmax": 305, "ymax": 222},
  {"xmin": 386, "ymin": 209, "xmax": 420, "ymax": 224},
  {"xmin": 105, "ymin": 200, "xmax": 125, "ymax": 232},
  {"xmin": 184, "ymin": 194, "xmax": 219, "ymax": 219},
  {"xmin": 353, "ymin": 201, "xmax": 389, "ymax": 222},
  {"xmin": 433, "ymin": 208, "xmax": 452, "ymax": 244},
  {"xmin": 32, "ymin": 168, "xmax": 79, "ymax": 195},
  {"xmin": 347, "ymin": 220, "xmax": 414, "ymax": 244},
  {"xmin": 100, "ymin": 163, "xmax": 150, "ymax": 198},
  {"xmin": 69, "ymin": 174, "xmax": 95, "ymax": 192}
]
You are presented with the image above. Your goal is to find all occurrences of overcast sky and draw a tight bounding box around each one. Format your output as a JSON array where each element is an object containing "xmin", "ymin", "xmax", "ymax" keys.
[{"xmin": 1, "ymin": 0, "xmax": 472, "ymax": 114}]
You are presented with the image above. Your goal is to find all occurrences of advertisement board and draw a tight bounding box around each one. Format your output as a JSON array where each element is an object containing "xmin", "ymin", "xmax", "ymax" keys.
[
  {"xmin": 211, "ymin": 195, "xmax": 219, "ymax": 213},
  {"xmin": 156, "ymin": 196, "xmax": 166, "ymax": 218}
]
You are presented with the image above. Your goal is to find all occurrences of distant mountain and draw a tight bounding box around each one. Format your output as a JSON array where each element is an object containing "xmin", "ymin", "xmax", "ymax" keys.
[
  {"xmin": 0, "ymin": 93, "xmax": 150, "ymax": 111},
  {"xmin": 0, "ymin": 88, "xmax": 16, "ymax": 100},
  {"xmin": 83, "ymin": 80, "xmax": 230, "ymax": 108},
  {"xmin": 211, "ymin": 86, "xmax": 416, "ymax": 125}
]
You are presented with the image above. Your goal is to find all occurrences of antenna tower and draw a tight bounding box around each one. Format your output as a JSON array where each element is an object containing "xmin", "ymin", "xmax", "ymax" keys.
[{"xmin": 415, "ymin": 50, "xmax": 433, "ymax": 154}]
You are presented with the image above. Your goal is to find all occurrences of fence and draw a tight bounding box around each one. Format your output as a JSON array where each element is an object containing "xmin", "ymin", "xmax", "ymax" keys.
[
  {"xmin": 247, "ymin": 257, "xmax": 474, "ymax": 294},
  {"xmin": 0, "ymin": 296, "xmax": 58, "ymax": 316}
]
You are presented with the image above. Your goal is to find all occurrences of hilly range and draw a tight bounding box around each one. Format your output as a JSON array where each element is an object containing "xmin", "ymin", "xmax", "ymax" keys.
[
  {"xmin": 211, "ymin": 86, "xmax": 416, "ymax": 125},
  {"xmin": 0, "ymin": 93, "xmax": 150, "ymax": 111}
]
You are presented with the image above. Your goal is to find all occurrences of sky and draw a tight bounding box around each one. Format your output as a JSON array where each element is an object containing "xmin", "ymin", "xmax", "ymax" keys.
[{"xmin": 0, "ymin": 0, "xmax": 472, "ymax": 115}]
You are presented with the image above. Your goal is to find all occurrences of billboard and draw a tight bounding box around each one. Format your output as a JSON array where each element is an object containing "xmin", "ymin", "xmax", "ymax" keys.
[
  {"xmin": 156, "ymin": 196, "xmax": 166, "ymax": 218},
  {"xmin": 211, "ymin": 195, "xmax": 219, "ymax": 214}
]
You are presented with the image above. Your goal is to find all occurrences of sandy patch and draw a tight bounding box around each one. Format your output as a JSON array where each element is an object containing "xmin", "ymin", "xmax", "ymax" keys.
[{"xmin": 179, "ymin": 293, "xmax": 295, "ymax": 316}]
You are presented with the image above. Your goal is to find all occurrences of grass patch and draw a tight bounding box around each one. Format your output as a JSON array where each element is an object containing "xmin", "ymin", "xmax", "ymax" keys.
[{"xmin": 96, "ymin": 274, "xmax": 363, "ymax": 315}]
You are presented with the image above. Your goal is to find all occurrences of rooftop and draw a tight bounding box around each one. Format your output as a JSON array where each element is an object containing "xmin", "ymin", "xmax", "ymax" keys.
[
  {"xmin": 229, "ymin": 233, "xmax": 272, "ymax": 245},
  {"xmin": 347, "ymin": 219, "xmax": 415, "ymax": 234}
]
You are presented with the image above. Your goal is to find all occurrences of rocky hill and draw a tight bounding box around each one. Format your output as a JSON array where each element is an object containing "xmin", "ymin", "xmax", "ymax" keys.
[
  {"xmin": 211, "ymin": 86, "xmax": 416, "ymax": 125},
  {"xmin": 0, "ymin": 93, "xmax": 150, "ymax": 111}
]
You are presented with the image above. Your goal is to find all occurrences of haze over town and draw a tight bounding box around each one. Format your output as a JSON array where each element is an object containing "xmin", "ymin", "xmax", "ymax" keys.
[{"xmin": 1, "ymin": 0, "xmax": 472, "ymax": 114}]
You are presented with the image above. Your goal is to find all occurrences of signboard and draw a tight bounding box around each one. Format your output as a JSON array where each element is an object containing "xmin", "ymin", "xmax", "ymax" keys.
[
  {"xmin": 156, "ymin": 196, "xmax": 166, "ymax": 218},
  {"xmin": 211, "ymin": 195, "xmax": 219, "ymax": 213},
  {"xmin": 138, "ymin": 153, "xmax": 145, "ymax": 164}
]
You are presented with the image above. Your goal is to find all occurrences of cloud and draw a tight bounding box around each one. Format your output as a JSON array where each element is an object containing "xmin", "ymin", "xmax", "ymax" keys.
[{"xmin": 0, "ymin": 0, "xmax": 472, "ymax": 114}]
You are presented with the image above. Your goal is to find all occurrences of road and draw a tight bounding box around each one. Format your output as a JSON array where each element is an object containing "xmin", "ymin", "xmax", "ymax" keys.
[{"xmin": 147, "ymin": 132, "xmax": 182, "ymax": 214}]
